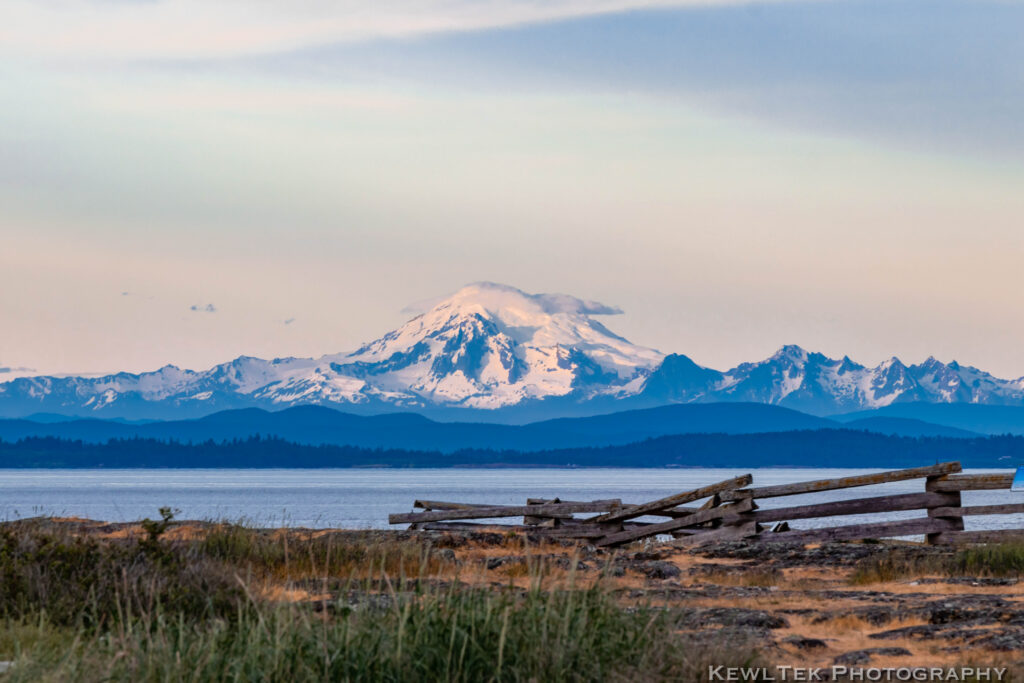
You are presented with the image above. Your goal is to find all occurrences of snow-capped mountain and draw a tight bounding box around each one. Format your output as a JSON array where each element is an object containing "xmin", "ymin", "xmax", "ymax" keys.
[
  {"xmin": 330, "ymin": 282, "xmax": 662, "ymax": 407},
  {"xmin": 3, "ymin": 282, "xmax": 1024, "ymax": 420},
  {"xmin": 0, "ymin": 283, "xmax": 664, "ymax": 419},
  {"xmin": 640, "ymin": 345, "xmax": 1024, "ymax": 415}
]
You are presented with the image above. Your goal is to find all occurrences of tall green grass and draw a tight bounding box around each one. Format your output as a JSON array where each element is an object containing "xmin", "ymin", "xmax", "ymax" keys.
[
  {"xmin": 3, "ymin": 584, "xmax": 765, "ymax": 682},
  {"xmin": 0, "ymin": 517, "xmax": 766, "ymax": 682},
  {"xmin": 954, "ymin": 542, "xmax": 1024, "ymax": 577}
]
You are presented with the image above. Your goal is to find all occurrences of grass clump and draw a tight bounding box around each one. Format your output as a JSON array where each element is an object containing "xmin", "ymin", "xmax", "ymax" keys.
[
  {"xmin": 849, "ymin": 548, "xmax": 950, "ymax": 584},
  {"xmin": 851, "ymin": 542, "xmax": 1024, "ymax": 585},
  {"xmin": 199, "ymin": 524, "xmax": 441, "ymax": 581},
  {"xmin": 953, "ymin": 542, "xmax": 1024, "ymax": 577}
]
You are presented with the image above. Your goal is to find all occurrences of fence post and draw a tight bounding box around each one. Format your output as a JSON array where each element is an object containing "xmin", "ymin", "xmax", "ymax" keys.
[
  {"xmin": 925, "ymin": 475, "xmax": 964, "ymax": 545},
  {"xmin": 524, "ymin": 498, "xmax": 560, "ymax": 527}
]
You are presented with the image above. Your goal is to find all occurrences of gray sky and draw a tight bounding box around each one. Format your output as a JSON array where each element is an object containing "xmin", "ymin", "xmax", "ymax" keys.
[{"xmin": 2, "ymin": 0, "xmax": 1024, "ymax": 378}]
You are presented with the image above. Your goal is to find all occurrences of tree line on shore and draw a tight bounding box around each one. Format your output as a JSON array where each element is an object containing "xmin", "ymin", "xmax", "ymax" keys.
[{"xmin": 1, "ymin": 430, "xmax": 1023, "ymax": 468}]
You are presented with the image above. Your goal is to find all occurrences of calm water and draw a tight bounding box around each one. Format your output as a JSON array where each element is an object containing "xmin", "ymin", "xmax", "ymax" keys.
[{"xmin": 1, "ymin": 468, "xmax": 1022, "ymax": 532}]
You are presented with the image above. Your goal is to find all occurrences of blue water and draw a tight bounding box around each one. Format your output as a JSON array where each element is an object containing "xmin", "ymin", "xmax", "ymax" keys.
[{"xmin": 1, "ymin": 468, "xmax": 1021, "ymax": 532}]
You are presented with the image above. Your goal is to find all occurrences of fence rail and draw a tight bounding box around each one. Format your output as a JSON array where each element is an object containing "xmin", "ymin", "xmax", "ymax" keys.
[{"xmin": 388, "ymin": 461, "xmax": 1024, "ymax": 547}]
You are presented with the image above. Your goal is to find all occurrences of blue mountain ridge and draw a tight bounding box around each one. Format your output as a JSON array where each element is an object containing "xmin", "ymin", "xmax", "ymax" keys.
[
  {"xmin": 0, "ymin": 402, "xmax": 983, "ymax": 454},
  {"xmin": 833, "ymin": 403, "xmax": 1024, "ymax": 436}
]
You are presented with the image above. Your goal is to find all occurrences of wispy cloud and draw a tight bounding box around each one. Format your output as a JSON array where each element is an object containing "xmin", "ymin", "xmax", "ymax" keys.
[
  {"xmin": 0, "ymin": 0, "xmax": 790, "ymax": 60},
  {"xmin": 283, "ymin": 318, "xmax": 295, "ymax": 325},
  {"xmin": 190, "ymin": 303, "xmax": 217, "ymax": 313},
  {"xmin": 0, "ymin": 365, "xmax": 34, "ymax": 374},
  {"xmin": 274, "ymin": 0, "xmax": 1023, "ymax": 160}
]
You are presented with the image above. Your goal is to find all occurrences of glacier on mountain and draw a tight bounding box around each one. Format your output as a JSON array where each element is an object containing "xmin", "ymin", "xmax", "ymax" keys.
[{"xmin": 2, "ymin": 282, "xmax": 1024, "ymax": 420}]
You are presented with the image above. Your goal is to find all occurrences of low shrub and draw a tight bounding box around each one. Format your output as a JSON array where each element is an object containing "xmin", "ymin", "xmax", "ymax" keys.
[{"xmin": 0, "ymin": 520, "xmax": 243, "ymax": 627}]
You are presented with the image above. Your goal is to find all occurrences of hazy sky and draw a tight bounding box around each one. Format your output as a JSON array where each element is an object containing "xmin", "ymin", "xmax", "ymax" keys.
[{"xmin": 3, "ymin": 0, "xmax": 1024, "ymax": 379}]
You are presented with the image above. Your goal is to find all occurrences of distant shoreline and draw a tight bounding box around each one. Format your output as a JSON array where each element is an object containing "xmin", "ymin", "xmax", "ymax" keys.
[
  {"xmin": 0, "ymin": 464, "xmax": 892, "ymax": 470},
  {"xmin": 2, "ymin": 431, "xmax": 1022, "ymax": 469}
]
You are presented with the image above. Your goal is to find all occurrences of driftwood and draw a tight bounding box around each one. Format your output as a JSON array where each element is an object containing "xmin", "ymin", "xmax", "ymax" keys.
[
  {"xmin": 523, "ymin": 498, "xmax": 560, "ymax": 526},
  {"xmin": 418, "ymin": 522, "xmax": 613, "ymax": 538},
  {"xmin": 388, "ymin": 461, "xmax": 1024, "ymax": 548},
  {"xmin": 751, "ymin": 492, "xmax": 958, "ymax": 523},
  {"xmin": 719, "ymin": 462, "xmax": 962, "ymax": 502},
  {"xmin": 592, "ymin": 474, "xmax": 752, "ymax": 524},
  {"xmin": 414, "ymin": 500, "xmax": 490, "ymax": 510},
  {"xmin": 673, "ymin": 520, "xmax": 760, "ymax": 548},
  {"xmin": 389, "ymin": 500, "xmax": 622, "ymax": 525},
  {"xmin": 598, "ymin": 493, "xmax": 757, "ymax": 548},
  {"xmin": 755, "ymin": 517, "xmax": 958, "ymax": 544},
  {"xmin": 596, "ymin": 499, "xmax": 755, "ymax": 547},
  {"xmin": 927, "ymin": 473, "xmax": 1014, "ymax": 492},
  {"xmin": 930, "ymin": 503, "xmax": 1024, "ymax": 517}
]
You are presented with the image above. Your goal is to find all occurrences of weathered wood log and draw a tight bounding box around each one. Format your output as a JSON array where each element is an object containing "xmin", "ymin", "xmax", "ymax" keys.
[
  {"xmin": 418, "ymin": 522, "xmax": 515, "ymax": 531},
  {"xmin": 673, "ymin": 520, "xmax": 760, "ymax": 548},
  {"xmin": 417, "ymin": 521, "xmax": 628, "ymax": 539},
  {"xmin": 595, "ymin": 498, "xmax": 755, "ymax": 547},
  {"xmin": 931, "ymin": 503, "xmax": 1024, "ymax": 517},
  {"xmin": 389, "ymin": 499, "xmax": 622, "ymax": 525},
  {"xmin": 423, "ymin": 524, "xmax": 606, "ymax": 540},
  {"xmin": 524, "ymin": 498, "xmax": 560, "ymax": 526},
  {"xmin": 591, "ymin": 474, "xmax": 752, "ymax": 524},
  {"xmin": 751, "ymin": 492, "xmax": 958, "ymax": 523},
  {"xmin": 700, "ymin": 494, "xmax": 721, "ymax": 510},
  {"xmin": 670, "ymin": 528, "xmax": 702, "ymax": 538},
  {"xmin": 754, "ymin": 517, "xmax": 958, "ymax": 544},
  {"xmin": 415, "ymin": 498, "xmax": 622, "ymax": 512},
  {"xmin": 649, "ymin": 507, "xmax": 701, "ymax": 519},
  {"xmin": 699, "ymin": 493, "xmax": 723, "ymax": 529},
  {"xmin": 925, "ymin": 483, "xmax": 963, "ymax": 545},
  {"xmin": 926, "ymin": 473, "xmax": 1013, "ymax": 492},
  {"xmin": 720, "ymin": 462, "xmax": 962, "ymax": 502},
  {"xmin": 929, "ymin": 529, "xmax": 1024, "ymax": 545},
  {"xmin": 528, "ymin": 498, "xmax": 699, "ymax": 518},
  {"xmin": 527, "ymin": 498, "xmax": 604, "ymax": 505},
  {"xmin": 413, "ymin": 500, "xmax": 488, "ymax": 511}
]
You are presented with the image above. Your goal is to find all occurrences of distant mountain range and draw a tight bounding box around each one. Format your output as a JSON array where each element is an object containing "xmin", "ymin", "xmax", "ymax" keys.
[
  {"xmin": 2, "ymin": 282, "xmax": 1023, "ymax": 422},
  {"xmin": 640, "ymin": 346, "xmax": 1024, "ymax": 417},
  {"xmin": 0, "ymin": 402, "xmax": 992, "ymax": 454}
]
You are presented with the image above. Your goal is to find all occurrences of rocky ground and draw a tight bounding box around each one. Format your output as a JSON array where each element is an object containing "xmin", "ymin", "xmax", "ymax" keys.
[{"xmin": 419, "ymin": 532, "xmax": 1024, "ymax": 672}]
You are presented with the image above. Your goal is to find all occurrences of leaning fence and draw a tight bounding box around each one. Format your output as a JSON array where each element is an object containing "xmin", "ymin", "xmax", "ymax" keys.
[{"xmin": 388, "ymin": 462, "xmax": 1024, "ymax": 547}]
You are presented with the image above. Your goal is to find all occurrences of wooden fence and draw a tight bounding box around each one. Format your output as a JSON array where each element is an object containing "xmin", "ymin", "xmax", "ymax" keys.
[{"xmin": 387, "ymin": 462, "xmax": 1024, "ymax": 547}]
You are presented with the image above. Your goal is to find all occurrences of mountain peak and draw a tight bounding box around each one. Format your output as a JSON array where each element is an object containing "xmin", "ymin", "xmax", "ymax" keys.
[
  {"xmin": 771, "ymin": 344, "xmax": 808, "ymax": 362},
  {"xmin": 408, "ymin": 282, "xmax": 625, "ymax": 319},
  {"xmin": 878, "ymin": 356, "xmax": 908, "ymax": 370},
  {"xmin": 332, "ymin": 283, "xmax": 663, "ymax": 409}
]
